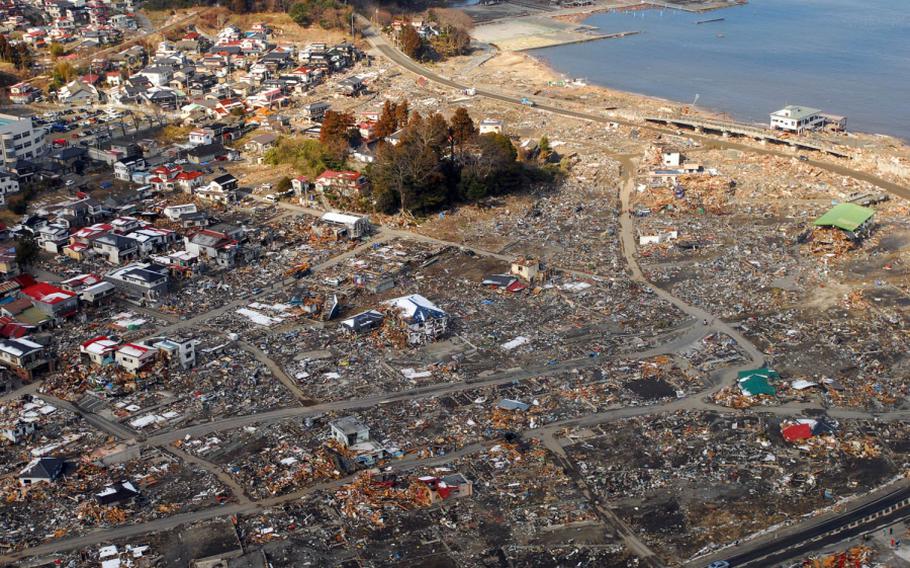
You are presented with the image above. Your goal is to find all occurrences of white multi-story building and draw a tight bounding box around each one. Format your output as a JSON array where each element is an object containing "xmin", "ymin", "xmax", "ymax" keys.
[
  {"xmin": 769, "ymin": 106, "xmax": 826, "ymax": 133},
  {"xmin": 0, "ymin": 113, "xmax": 46, "ymax": 166}
]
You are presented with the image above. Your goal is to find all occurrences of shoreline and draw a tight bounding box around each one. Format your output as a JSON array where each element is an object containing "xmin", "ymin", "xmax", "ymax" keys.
[
  {"xmin": 466, "ymin": 2, "xmax": 907, "ymax": 146},
  {"xmin": 522, "ymin": 48, "xmax": 909, "ymax": 145}
]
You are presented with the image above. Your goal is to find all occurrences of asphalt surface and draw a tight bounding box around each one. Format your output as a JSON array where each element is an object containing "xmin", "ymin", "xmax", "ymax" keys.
[{"xmin": 718, "ymin": 485, "xmax": 910, "ymax": 567}]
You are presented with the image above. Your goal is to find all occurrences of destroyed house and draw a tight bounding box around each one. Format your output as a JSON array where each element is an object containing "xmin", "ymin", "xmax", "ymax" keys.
[
  {"xmin": 384, "ymin": 294, "xmax": 448, "ymax": 345},
  {"xmin": 80, "ymin": 282, "xmax": 117, "ymax": 304},
  {"xmin": 96, "ymin": 481, "xmax": 140, "ymax": 505},
  {"xmin": 185, "ymin": 229, "xmax": 239, "ymax": 268},
  {"xmin": 19, "ymin": 457, "xmax": 66, "ymax": 486},
  {"xmin": 813, "ymin": 203, "xmax": 874, "ymax": 239},
  {"xmin": 417, "ymin": 473, "xmax": 473, "ymax": 503},
  {"xmin": 340, "ymin": 310, "xmax": 384, "ymax": 334},
  {"xmin": 152, "ymin": 336, "xmax": 196, "ymax": 369},
  {"xmin": 482, "ymin": 274, "xmax": 526, "ymax": 293},
  {"xmin": 330, "ymin": 416, "xmax": 370, "ymax": 447}
]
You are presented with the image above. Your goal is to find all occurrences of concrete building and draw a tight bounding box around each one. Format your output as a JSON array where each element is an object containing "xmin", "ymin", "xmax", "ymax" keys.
[
  {"xmin": 320, "ymin": 212, "xmax": 370, "ymax": 239},
  {"xmin": 329, "ymin": 416, "xmax": 370, "ymax": 447},
  {"xmin": 0, "ymin": 112, "xmax": 46, "ymax": 166},
  {"xmin": 769, "ymin": 105, "xmax": 826, "ymax": 133}
]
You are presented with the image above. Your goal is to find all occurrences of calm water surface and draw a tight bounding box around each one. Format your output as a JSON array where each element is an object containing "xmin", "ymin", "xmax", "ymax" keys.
[{"xmin": 530, "ymin": 0, "xmax": 910, "ymax": 140}]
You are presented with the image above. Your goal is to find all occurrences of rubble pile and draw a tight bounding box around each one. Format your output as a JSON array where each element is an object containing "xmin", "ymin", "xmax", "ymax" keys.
[
  {"xmin": 0, "ymin": 450, "xmax": 231, "ymax": 551},
  {"xmin": 564, "ymin": 411, "xmax": 898, "ymax": 561}
]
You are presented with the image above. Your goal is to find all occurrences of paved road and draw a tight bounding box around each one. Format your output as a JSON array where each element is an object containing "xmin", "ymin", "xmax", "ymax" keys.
[
  {"xmin": 696, "ymin": 484, "xmax": 910, "ymax": 567},
  {"xmin": 235, "ymin": 339, "xmax": 314, "ymax": 405},
  {"xmin": 35, "ymin": 393, "xmax": 138, "ymax": 442}
]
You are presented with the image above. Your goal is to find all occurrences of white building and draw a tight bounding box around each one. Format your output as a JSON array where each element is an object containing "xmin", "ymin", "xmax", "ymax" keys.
[
  {"xmin": 115, "ymin": 343, "xmax": 158, "ymax": 373},
  {"xmin": 769, "ymin": 106, "xmax": 826, "ymax": 133},
  {"xmin": 320, "ymin": 212, "xmax": 370, "ymax": 239},
  {"xmin": 329, "ymin": 416, "xmax": 370, "ymax": 447},
  {"xmin": 0, "ymin": 171, "xmax": 19, "ymax": 206},
  {"xmin": 0, "ymin": 113, "xmax": 46, "ymax": 166}
]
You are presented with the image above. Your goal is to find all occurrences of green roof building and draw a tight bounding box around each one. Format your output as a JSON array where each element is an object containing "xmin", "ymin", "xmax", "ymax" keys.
[
  {"xmin": 737, "ymin": 368, "xmax": 779, "ymax": 397},
  {"xmin": 813, "ymin": 203, "xmax": 875, "ymax": 234}
]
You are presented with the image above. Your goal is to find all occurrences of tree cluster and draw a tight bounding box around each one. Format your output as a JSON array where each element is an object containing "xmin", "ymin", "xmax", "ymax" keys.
[
  {"xmin": 368, "ymin": 106, "xmax": 550, "ymax": 214},
  {"xmin": 373, "ymin": 99, "xmax": 410, "ymax": 139},
  {"xmin": 289, "ymin": 0, "xmax": 353, "ymax": 30},
  {"xmin": 319, "ymin": 110, "xmax": 360, "ymax": 165},
  {"xmin": 0, "ymin": 36, "xmax": 32, "ymax": 71},
  {"xmin": 264, "ymin": 137, "xmax": 332, "ymax": 178},
  {"xmin": 396, "ymin": 19, "xmax": 470, "ymax": 61}
]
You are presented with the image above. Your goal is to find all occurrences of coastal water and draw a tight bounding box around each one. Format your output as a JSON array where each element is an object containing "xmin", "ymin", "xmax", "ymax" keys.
[{"xmin": 529, "ymin": 0, "xmax": 910, "ymax": 140}]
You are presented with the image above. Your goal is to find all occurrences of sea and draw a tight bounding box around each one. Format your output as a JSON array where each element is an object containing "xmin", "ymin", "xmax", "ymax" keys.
[{"xmin": 529, "ymin": 0, "xmax": 910, "ymax": 140}]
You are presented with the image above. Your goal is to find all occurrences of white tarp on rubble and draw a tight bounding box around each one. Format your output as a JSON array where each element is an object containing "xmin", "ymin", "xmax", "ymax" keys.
[
  {"xmin": 130, "ymin": 414, "xmax": 166, "ymax": 428},
  {"xmin": 501, "ymin": 336, "xmax": 530, "ymax": 351},
  {"xmin": 401, "ymin": 368, "xmax": 432, "ymax": 379},
  {"xmin": 236, "ymin": 307, "xmax": 284, "ymax": 326},
  {"xmin": 560, "ymin": 282, "xmax": 592, "ymax": 292}
]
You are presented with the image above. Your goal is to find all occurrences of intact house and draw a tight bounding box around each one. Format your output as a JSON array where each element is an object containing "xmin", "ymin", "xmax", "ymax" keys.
[
  {"xmin": 113, "ymin": 158, "xmax": 147, "ymax": 181},
  {"xmin": 175, "ymin": 170, "xmax": 206, "ymax": 193},
  {"xmin": 0, "ymin": 337, "xmax": 53, "ymax": 380},
  {"xmin": 105, "ymin": 262, "xmax": 171, "ymax": 303},
  {"xmin": 0, "ymin": 171, "xmax": 19, "ymax": 206},
  {"xmin": 92, "ymin": 234, "xmax": 139, "ymax": 265},
  {"xmin": 125, "ymin": 227, "xmax": 178, "ymax": 255},
  {"xmin": 20, "ymin": 283, "xmax": 79, "ymax": 319},
  {"xmin": 186, "ymin": 142, "xmax": 226, "ymax": 164},
  {"xmin": 301, "ymin": 101, "xmax": 330, "ymax": 121},
  {"xmin": 195, "ymin": 173, "xmax": 238, "ymax": 204},
  {"xmin": 115, "ymin": 342, "xmax": 158, "ymax": 373},
  {"xmin": 80, "ymin": 335, "xmax": 121, "ymax": 365},
  {"xmin": 245, "ymin": 133, "xmax": 279, "ymax": 154},
  {"xmin": 188, "ymin": 128, "xmax": 215, "ymax": 146},
  {"xmin": 314, "ymin": 170, "xmax": 369, "ymax": 199},
  {"xmin": 19, "ymin": 457, "xmax": 66, "ymax": 486},
  {"xmin": 337, "ymin": 76, "xmax": 365, "ymax": 96}
]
